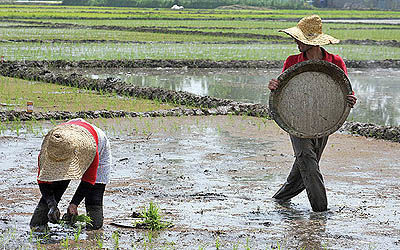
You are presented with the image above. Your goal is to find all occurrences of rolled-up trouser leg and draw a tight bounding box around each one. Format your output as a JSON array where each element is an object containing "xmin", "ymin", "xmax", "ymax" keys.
[
  {"xmin": 298, "ymin": 153, "xmax": 327, "ymax": 212},
  {"xmin": 291, "ymin": 135, "xmax": 329, "ymax": 212},
  {"xmin": 272, "ymin": 158, "xmax": 305, "ymax": 200},
  {"xmin": 85, "ymin": 183, "xmax": 106, "ymax": 230}
]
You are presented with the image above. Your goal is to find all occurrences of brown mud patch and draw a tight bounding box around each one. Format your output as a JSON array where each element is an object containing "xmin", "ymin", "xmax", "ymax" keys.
[{"xmin": 0, "ymin": 116, "xmax": 400, "ymax": 249}]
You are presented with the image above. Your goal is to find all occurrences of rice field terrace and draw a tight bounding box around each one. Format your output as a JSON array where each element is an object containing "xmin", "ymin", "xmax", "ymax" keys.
[
  {"xmin": 0, "ymin": 5, "xmax": 399, "ymax": 61},
  {"xmin": 1, "ymin": 4, "xmax": 400, "ymax": 250}
]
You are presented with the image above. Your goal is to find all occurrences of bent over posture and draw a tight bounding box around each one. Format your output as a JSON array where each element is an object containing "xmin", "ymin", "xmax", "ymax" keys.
[
  {"xmin": 30, "ymin": 118, "xmax": 112, "ymax": 231},
  {"xmin": 268, "ymin": 15, "xmax": 357, "ymax": 212}
]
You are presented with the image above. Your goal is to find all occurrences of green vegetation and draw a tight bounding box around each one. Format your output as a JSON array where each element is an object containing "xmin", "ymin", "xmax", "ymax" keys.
[
  {"xmin": 0, "ymin": 5, "xmax": 397, "ymax": 62},
  {"xmin": 0, "ymin": 27, "xmax": 255, "ymax": 42},
  {"xmin": 0, "ymin": 76, "xmax": 179, "ymax": 112},
  {"xmin": 62, "ymin": 0, "xmax": 308, "ymax": 9},
  {"xmin": 3, "ymin": 19, "xmax": 400, "ymax": 42},
  {"xmin": 1, "ymin": 42, "xmax": 399, "ymax": 61},
  {"xmin": 136, "ymin": 201, "xmax": 172, "ymax": 231}
]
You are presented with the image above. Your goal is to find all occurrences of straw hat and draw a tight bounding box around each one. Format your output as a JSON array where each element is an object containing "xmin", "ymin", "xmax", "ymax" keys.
[
  {"xmin": 38, "ymin": 124, "xmax": 96, "ymax": 182},
  {"xmin": 279, "ymin": 15, "xmax": 339, "ymax": 46}
]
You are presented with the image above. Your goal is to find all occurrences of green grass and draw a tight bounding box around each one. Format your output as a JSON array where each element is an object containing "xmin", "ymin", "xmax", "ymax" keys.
[{"xmin": 0, "ymin": 76, "xmax": 179, "ymax": 112}]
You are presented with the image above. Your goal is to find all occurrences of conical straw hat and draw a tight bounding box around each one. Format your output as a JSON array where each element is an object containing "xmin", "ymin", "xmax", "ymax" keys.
[
  {"xmin": 280, "ymin": 15, "xmax": 339, "ymax": 46},
  {"xmin": 38, "ymin": 124, "xmax": 96, "ymax": 182}
]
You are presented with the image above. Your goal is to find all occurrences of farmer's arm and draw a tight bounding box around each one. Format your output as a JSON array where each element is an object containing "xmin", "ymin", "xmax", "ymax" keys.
[{"xmin": 68, "ymin": 181, "xmax": 93, "ymax": 214}]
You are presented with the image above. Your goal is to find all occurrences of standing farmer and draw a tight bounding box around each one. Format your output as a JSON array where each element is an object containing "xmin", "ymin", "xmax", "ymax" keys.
[
  {"xmin": 268, "ymin": 15, "xmax": 357, "ymax": 212},
  {"xmin": 30, "ymin": 118, "xmax": 112, "ymax": 231}
]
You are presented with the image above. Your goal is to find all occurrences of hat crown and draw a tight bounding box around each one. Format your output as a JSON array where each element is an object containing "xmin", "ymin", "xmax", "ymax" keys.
[
  {"xmin": 297, "ymin": 15, "xmax": 323, "ymax": 38},
  {"xmin": 38, "ymin": 123, "xmax": 97, "ymax": 182},
  {"xmin": 47, "ymin": 128, "xmax": 75, "ymax": 161}
]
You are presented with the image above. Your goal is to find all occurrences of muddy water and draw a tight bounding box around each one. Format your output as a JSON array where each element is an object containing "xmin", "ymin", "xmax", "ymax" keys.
[
  {"xmin": 72, "ymin": 67, "xmax": 400, "ymax": 126},
  {"xmin": 0, "ymin": 116, "xmax": 399, "ymax": 249}
]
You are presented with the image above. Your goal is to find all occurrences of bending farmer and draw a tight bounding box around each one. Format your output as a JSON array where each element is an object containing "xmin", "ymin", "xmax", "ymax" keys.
[
  {"xmin": 30, "ymin": 118, "xmax": 112, "ymax": 231},
  {"xmin": 268, "ymin": 15, "xmax": 357, "ymax": 212}
]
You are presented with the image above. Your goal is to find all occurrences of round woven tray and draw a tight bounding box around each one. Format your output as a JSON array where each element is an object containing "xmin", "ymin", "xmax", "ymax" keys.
[{"xmin": 269, "ymin": 60, "xmax": 352, "ymax": 138}]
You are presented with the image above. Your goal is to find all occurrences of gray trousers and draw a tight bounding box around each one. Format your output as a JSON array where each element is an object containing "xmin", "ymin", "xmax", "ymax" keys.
[{"xmin": 272, "ymin": 135, "xmax": 329, "ymax": 212}]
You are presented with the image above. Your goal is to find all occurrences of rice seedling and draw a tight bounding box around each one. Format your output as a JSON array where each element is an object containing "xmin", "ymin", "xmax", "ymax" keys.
[
  {"xmin": 95, "ymin": 233, "xmax": 104, "ymax": 249},
  {"xmin": 143, "ymin": 231, "xmax": 153, "ymax": 247},
  {"xmin": 136, "ymin": 201, "xmax": 172, "ymax": 231},
  {"xmin": 61, "ymin": 236, "xmax": 70, "ymax": 249},
  {"xmin": 215, "ymin": 236, "xmax": 221, "ymax": 250},
  {"xmin": 112, "ymin": 230, "xmax": 120, "ymax": 249},
  {"xmin": 2, "ymin": 41, "xmax": 399, "ymax": 61}
]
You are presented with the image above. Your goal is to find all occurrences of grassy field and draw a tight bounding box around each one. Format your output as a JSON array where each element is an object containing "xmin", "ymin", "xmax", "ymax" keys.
[
  {"xmin": 3, "ymin": 20, "xmax": 399, "ymax": 41},
  {"xmin": 0, "ymin": 76, "xmax": 179, "ymax": 112},
  {"xmin": 0, "ymin": 5, "xmax": 399, "ymax": 117},
  {"xmin": 0, "ymin": 5, "xmax": 398, "ymax": 61}
]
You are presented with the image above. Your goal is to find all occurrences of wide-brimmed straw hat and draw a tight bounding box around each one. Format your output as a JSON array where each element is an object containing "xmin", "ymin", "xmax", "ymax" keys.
[
  {"xmin": 279, "ymin": 15, "xmax": 339, "ymax": 46},
  {"xmin": 38, "ymin": 124, "xmax": 96, "ymax": 182}
]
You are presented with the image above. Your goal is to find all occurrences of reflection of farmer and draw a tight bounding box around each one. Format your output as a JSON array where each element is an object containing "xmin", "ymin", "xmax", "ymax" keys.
[
  {"xmin": 268, "ymin": 15, "xmax": 357, "ymax": 212},
  {"xmin": 30, "ymin": 118, "xmax": 112, "ymax": 231}
]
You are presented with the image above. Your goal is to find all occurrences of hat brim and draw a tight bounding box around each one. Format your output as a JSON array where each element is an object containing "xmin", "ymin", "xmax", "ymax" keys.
[
  {"xmin": 280, "ymin": 26, "xmax": 340, "ymax": 46},
  {"xmin": 38, "ymin": 152, "xmax": 84, "ymax": 182},
  {"xmin": 38, "ymin": 124, "xmax": 96, "ymax": 182}
]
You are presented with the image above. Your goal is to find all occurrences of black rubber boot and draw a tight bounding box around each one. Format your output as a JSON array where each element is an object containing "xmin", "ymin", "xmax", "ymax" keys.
[
  {"xmin": 29, "ymin": 202, "xmax": 49, "ymax": 232},
  {"xmin": 86, "ymin": 205, "xmax": 103, "ymax": 230}
]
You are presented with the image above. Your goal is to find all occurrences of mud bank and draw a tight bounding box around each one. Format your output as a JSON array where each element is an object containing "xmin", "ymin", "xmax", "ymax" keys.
[
  {"xmin": 3, "ymin": 59, "xmax": 400, "ymax": 70},
  {"xmin": 0, "ymin": 105, "xmax": 266, "ymax": 122},
  {"xmin": 340, "ymin": 122, "xmax": 400, "ymax": 142}
]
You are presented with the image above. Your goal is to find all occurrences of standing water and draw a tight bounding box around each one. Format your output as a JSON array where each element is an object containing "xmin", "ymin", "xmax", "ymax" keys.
[{"xmin": 76, "ymin": 67, "xmax": 400, "ymax": 126}]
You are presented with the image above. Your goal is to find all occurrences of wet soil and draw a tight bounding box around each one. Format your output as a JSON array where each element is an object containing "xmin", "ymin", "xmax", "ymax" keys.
[{"xmin": 0, "ymin": 116, "xmax": 399, "ymax": 249}]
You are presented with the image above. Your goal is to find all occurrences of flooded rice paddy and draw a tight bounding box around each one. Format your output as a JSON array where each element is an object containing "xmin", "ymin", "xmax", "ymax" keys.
[
  {"xmin": 77, "ymin": 67, "xmax": 400, "ymax": 126},
  {"xmin": 1, "ymin": 116, "xmax": 399, "ymax": 249}
]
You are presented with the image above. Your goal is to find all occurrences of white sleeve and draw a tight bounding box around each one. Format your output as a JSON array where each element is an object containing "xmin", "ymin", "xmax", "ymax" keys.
[{"xmin": 95, "ymin": 128, "xmax": 112, "ymax": 184}]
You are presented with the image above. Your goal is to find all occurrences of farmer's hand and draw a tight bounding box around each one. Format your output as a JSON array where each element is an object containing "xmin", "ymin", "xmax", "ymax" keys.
[
  {"xmin": 347, "ymin": 94, "xmax": 357, "ymax": 108},
  {"xmin": 268, "ymin": 79, "xmax": 280, "ymax": 91},
  {"xmin": 62, "ymin": 204, "xmax": 78, "ymax": 225},
  {"xmin": 67, "ymin": 203, "xmax": 78, "ymax": 215},
  {"xmin": 48, "ymin": 206, "xmax": 60, "ymax": 224}
]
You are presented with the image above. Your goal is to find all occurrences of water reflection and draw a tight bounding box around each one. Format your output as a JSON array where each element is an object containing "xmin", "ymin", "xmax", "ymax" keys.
[
  {"xmin": 273, "ymin": 200, "xmax": 328, "ymax": 249},
  {"xmin": 349, "ymin": 68, "xmax": 400, "ymax": 126},
  {"xmin": 81, "ymin": 67, "xmax": 400, "ymax": 126}
]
